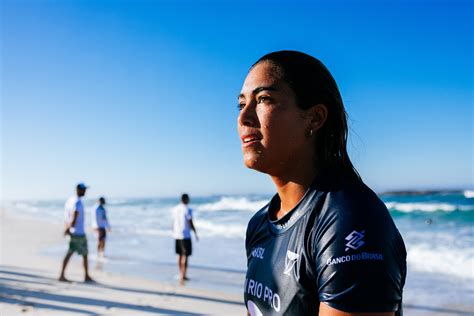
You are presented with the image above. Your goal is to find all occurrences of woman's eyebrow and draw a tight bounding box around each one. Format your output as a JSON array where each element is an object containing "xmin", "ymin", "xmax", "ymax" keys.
[
  {"xmin": 238, "ymin": 85, "xmax": 279, "ymax": 99},
  {"xmin": 253, "ymin": 86, "xmax": 278, "ymax": 94}
]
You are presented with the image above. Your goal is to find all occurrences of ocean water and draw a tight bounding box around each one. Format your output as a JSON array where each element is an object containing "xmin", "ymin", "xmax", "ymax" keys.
[{"xmin": 4, "ymin": 190, "xmax": 474, "ymax": 307}]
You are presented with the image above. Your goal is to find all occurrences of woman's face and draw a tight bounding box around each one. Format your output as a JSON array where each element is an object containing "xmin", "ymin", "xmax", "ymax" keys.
[{"xmin": 237, "ymin": 62, "xmax": 314, "ymax": 176}]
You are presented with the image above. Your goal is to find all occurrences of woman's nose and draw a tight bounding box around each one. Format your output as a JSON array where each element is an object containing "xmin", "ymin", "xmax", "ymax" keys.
[{"xmin": 238, "ymin": 101, "xmax": 257, "ymax": 127}]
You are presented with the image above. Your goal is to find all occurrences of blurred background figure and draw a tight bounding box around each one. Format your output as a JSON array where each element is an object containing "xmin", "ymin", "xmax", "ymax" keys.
[
  {"xmin": 59, "ymin": 183, "xmax": 94, "ymax": 283},
  {"xmin": 92, "ymin": 197, "xmax": 111, "ymax": 260},
  {"xmin": 172, "ymin": 193, "xmax": 198, "ymax": 285}
]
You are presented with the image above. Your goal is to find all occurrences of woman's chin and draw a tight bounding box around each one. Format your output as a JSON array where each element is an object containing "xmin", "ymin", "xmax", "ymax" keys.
[{"xmin": 243, "ymin": 155, "xmax": 269, "ymax": 174}]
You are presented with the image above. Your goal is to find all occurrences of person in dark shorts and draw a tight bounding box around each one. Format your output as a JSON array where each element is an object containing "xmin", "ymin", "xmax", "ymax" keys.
[
  {"xmin": 237, "ymin": 51, "xmax": 406, "ymax": 315},
  {"xmin": 59, "ymin": 183, "xmax": 94, "ymax": 283},
  {"xmin": 172, "ymin": 194, "xmax": 198, "ymax": 285},
  {"xmin": 92, "ymin": 197, "xmax": 111, "ymax": 259},
  {"xmin": 175, "ymin": 238, "xmax": 192, "ymax": 256}
]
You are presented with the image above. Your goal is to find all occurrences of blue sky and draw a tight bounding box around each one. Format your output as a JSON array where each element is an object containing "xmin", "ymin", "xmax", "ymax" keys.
[{"xmin": 1, "ymin": 0, "xmax": 472, "ymax": 200}]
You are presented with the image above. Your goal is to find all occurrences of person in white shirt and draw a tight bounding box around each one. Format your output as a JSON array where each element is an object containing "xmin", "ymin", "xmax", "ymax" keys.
[
  {"xmin": 92, "ymin": 197, "xmax": 111, "ymax": 259},
  {"xmin": 59, "ymin": 183, "xmax": 94, "ymax": 282},
  {"xmin": 172, "ymin": 193, "xmax": 198, "ymax": 285}
]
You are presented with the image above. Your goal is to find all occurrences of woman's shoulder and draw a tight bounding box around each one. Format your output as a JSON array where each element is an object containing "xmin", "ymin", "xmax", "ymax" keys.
[
  {"xmin": 312, "ymin": 182, "xmax": 406, "ymax": 314},
  {"xmin": 311, "ymin": 179, "xmax": 396, "ymax": 237},
  {"xmin": 324, "ymin": 180, "xmax": 387, "ymax": 215},
  {"xmin": 309, "ymin": 179, "xmax": 405, "ymax": 263}
]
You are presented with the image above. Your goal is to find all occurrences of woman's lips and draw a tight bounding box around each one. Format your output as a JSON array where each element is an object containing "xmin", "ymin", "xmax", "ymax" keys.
[{"xmin": 241, "ymin": 134, "xmax": 262, "ymax": 147}]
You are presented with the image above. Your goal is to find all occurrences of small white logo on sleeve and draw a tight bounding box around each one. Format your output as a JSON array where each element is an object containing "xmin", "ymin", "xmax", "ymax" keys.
[
  {"xmin": 283, "ymin": 250, "xmax": 299, "ymax": 275},
  {"xmin": 345, "ymin": 230, "xmax": 365, "ymax": 251},
  {"xmin": 251, "ymin": 247, "xmax": 265, "ymax": 259}
]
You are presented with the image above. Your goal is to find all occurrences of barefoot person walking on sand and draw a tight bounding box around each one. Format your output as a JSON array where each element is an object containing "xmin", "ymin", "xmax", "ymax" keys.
[
  {"xmin": 172, "ymin": 193, "xmax": 198, "ymax": 285},
  {"xmin": 59, "ymin": 183, "xmax": 94, "ymax": 282}
]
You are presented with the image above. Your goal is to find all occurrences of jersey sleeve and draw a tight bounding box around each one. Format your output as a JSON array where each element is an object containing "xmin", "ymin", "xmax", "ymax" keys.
[
  {"xmin": 310, "ymin": 188, "xmax": 406, "ymax": 313},
  {"xmin": 245, "ymin": 213, "xmax": 257, "ymax": 259},
  {"xmin": 245, "ymin": 206, "xmax": 269, "ymax": 261}
]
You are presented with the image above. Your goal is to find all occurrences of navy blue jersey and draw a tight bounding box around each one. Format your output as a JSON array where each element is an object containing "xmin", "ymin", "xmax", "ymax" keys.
[{"xmin": 244, "ymin": 176, "xmax": 406, "ymax": 315}]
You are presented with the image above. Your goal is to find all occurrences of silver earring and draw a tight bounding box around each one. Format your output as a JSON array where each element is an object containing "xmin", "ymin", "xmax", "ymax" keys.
[{"xmin": 309, "ymin": 129, "xmax": 313, "ymax": 137}]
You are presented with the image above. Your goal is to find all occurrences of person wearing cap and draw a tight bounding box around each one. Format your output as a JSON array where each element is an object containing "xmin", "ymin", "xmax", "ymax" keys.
[
  {"xmin": 92, "ymin": 197, "xmax": 111, "ymax": 259},
  {"xmin": 59, "ymin": 183, "xmax": 94, "ymax": 282}
]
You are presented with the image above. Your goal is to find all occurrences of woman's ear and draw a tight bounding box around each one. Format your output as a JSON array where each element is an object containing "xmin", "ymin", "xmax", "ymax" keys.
[{"xmin": 309, "ymin": 104, "xmax": 328, "ymax": 133}]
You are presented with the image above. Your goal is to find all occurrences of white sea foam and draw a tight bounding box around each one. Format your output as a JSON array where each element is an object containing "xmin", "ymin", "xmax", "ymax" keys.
[
  {"xmin": 135, "ymin": 228, "xmax": 173, "ymax": 237},
  {"xmin": 9, "ymin": 201, "xmax": 64, "ymax": 223},
  {"xmin": 12, "ymin": 202, "xmax": 41, "ymax": 213},
  {"xmin": 407, "ymin": 244, "xmax": 474, "ymax": 280},
  {"xmin": 385, "ymin": 202, "xmax": 473, "ymax": 213},
  {"xmin": 196, "ymin": 196, "xmax": 268, "ymax": 212},
  {"xmin": 195, "ymin": 219, "xmax": 247, "ymax": 238},
  {"xmin": 107, "ymin": 198, "xmax": 129, "ymax": 205},
  {"xmin": 464, "ymin": 190, "xmax": 474, "ymax": 198},
  {"xmin": 118, "ymin": 219, "xmax": 246, "ymax": 239}
]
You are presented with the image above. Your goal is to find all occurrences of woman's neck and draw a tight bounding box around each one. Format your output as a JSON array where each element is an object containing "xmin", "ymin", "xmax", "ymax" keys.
[{"xmin": 270, "ymin": 166, "xmax": 318, "ymax": 220}]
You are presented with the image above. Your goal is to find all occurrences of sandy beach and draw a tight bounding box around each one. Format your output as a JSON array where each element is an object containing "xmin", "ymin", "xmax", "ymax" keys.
[
  {"xmin": 0, "ymin": 207, "xmax": 246, "ymax": 315},
  {"xmin": 1, "ymin": 206, "xmax": 473, "ymax": 316}
]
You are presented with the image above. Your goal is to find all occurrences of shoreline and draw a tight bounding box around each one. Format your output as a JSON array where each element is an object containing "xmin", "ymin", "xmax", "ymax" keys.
[{"xmin": 0, "ymin": 207, "xmax": 246, "ymax": 315}]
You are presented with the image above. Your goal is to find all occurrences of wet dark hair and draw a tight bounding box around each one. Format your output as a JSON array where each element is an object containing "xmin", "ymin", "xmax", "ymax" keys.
[{"xmin": 253, "ymin": 50, "xmax": 361, "ymax": 180}]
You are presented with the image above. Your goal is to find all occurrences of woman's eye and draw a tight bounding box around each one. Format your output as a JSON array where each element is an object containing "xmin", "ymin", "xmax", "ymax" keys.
[
  {"xmin": 257, "ymin": 96, "xmax": 271, "ymax": 104},
  {"xmin": 237, "ymin": 103, "xmax": 245, "ymax": 111}
]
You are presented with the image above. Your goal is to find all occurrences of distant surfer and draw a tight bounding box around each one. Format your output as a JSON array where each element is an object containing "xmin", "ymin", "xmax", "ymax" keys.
[
  {"xmin": 171, "ymin": 194, "xmax": 198, "ymax": 285},
  {"xmin": 92, "ymin": 197, "xmax": 111, "ymax": 259},
  {"xmin": 238, "ymin": 51, "xmax": 407, "ymax": 315},
  {"xmin": 59, "ymin": 183, "xmax": 94, "ymax": 283}
]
